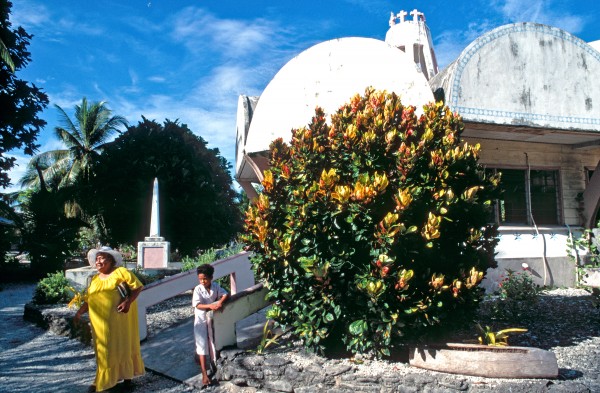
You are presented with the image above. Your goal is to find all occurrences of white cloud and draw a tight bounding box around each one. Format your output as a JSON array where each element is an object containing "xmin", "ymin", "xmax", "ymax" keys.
[
  {"xmin": 57, "ymin": 18, "xmax": 105, "ymax": 37},
  {"xmin": 111, "ymin": 92, "xmax": 238, "ymax": 166},
  {"xmin": 49, "ymin": 89, "xmax": 87, "ymax": 111},
  {"xmin": 2, "ymin": 153, "xmax": 30, "ymax": 193},
  {"xmin": 11, "ymin": 1, "xmax": 105, "ymax": 42},
  {"xmin": 148, "ymin": 75, "xmax": 166, "ymax": 83},
  {"xmin": 9, "ymin": 3, "xmax": 322, "ymax": 183},
  {"xmin": 146, "ymin": 7, "xmax": 303, "ymax": 167},
  {"xmin": 37, "ymin": 139, "xmax": 67, "ymax": 153},
  {"xmin": 169, "ymin": 7, "xmax": 278, "ymax": 59},
  {"xmin": 195, "ymin": 65, "xmax": 257, "ymax": 108},
  {"xmin": 9, "ymin": 1, "xmax": 49, "ymax": 29},
  {"xmin": 494, "ymin": 0, "xmax": 585, "ymax": 34},
  {"xmin": 434, "ymin": 21, "xmax": 494, "ymax": 69}
]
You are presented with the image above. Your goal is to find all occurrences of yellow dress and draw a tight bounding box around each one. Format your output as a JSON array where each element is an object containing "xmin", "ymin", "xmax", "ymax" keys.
[{"xmin": 87, "ymin": 267, "xmax": 145, "ymax": 391}]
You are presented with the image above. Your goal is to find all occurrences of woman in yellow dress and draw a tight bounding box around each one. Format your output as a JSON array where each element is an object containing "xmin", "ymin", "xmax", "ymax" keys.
[{"xmin": 74, "ymin": 247, "xmax": 145, "ymax": 392}]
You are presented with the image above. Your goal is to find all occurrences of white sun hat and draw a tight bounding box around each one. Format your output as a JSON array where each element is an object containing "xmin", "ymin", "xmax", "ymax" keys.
[{"xmin": 87, "ymin": 246, "xmax": 124, "ymax": 267}]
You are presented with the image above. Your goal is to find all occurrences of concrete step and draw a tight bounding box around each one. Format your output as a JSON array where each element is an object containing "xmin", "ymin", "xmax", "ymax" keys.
[{"xmin": 141, "ymin": 307, "xmax": 271, "ymax": 385}]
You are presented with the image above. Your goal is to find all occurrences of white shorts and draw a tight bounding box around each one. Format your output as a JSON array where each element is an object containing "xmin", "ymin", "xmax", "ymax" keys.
[{"xmin": 194, "ymin": 319, "xmax": 209, "ymax": 356}]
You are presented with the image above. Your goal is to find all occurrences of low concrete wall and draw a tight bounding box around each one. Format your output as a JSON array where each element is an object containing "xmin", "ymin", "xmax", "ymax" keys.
[
  {"xmin": 65, "ymin": 262, "xmax": 162, "ymax": 290},
  {"xmin": 65, "ymin": 266, "xmax": 96, "ymax": 291},
  {"xmin": 137, "ymin": 252, "xmax": 255, "ymax": 340},
  {"xmin": 481, "ymin": 227, "xmax": 581, "ymax": 293},
  {"xmin": 482, "ymin": 256, "xmax": 576, "ymax": 293},
  {"xmin": 212, "ymin": 283, "xmax": 269, "ymax": 351},
  {"xmin": 65, "ymin": 251, "xmax": 258, "ymax": 342}
]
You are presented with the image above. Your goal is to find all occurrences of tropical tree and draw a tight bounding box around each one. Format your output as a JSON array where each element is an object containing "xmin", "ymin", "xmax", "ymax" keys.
[
  {"xmin": 20, "ymin": 98, "xmax": 127, "ymax": 189},
  {"xmin": 86, "ymin": 118, "xmax": 243, "ymax": 255},
  {"xmin": 0, "ymin": 0, "xmax": 48, "ymax": 189},
  {"xmin": 0, "ymin": 193, "xmax": 21, "ymax": 278},
  {"xmin": 19, "ymin": 185, "xmax": 84, "ymax": 277}
]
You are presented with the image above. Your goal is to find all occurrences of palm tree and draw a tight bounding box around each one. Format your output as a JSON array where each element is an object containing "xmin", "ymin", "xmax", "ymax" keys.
[{"xmin": 21, "ymin": 98, "xmax": 128, "ymax": 189}]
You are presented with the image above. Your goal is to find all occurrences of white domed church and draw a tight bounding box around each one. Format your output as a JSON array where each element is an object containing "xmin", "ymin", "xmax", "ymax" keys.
[{"xmin": 234, "ymin": 8, "xmax": 600, "ymax": 290}]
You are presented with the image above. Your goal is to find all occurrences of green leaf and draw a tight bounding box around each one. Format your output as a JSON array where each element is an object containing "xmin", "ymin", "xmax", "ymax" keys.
[
  {"xmin": 349, "ymin": 320, "xmax": 366, "ymax": 336},
  {"xmin": 333, "ymin": 305, "xmax": 341, "ymax": 317},
  {"xmin": 0, "ymin": 39, "xmax": 15, "ymax": 73}
]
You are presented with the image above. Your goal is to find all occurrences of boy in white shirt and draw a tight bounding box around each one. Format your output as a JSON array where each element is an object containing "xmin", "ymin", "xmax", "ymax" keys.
[{"xmin": 193, "ymin": 264, "xmax": 229, "ymax": 386}]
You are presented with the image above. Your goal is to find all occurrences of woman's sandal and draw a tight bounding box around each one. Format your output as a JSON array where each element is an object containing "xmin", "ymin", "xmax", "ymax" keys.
[{"xmin": 86, "ymin": 385, "xmax": 96, "ymax": 393}]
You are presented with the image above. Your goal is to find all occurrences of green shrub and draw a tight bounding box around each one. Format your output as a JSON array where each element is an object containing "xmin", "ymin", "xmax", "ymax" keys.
[
  {"xmin": 181, "ymin": 243, "xmax": 245, "ymax": 272},
  {"xmin": 243, "ymin": 89, "xmax": 500, "ymax": 356},
  {"xmin": 181, "ymin": 249, "xmax": 218, "ymax": 272},
  {"xmin": 118, "ymin": 244, "xmax": 137, "ymax": 262},
  {"xmin": 566, "ymin": 224, "xmax": 600, "ymax": 268},
  {"xmin": 33, "ymin": 271, "xmax": 73, "ymax": 304},
  {"xmin": 491, "ymin": 268, "xmax": 540, "ymax": 320},
  {"xmin": 498, "ymin": 268, "xmax": 540, "ymax": 301},
  {"xmin": 131, "ymin": 266, "xmax": 161, "ymax": 286},
  {"xmin": 181, "ymin": 243, "xmax": 245, "ymax": 291}
]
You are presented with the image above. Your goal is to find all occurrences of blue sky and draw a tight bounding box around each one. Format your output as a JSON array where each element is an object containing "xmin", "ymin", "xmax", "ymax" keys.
[{"xmin": 5, "ymin": 0, "xmax": 599, "ymax": 192}]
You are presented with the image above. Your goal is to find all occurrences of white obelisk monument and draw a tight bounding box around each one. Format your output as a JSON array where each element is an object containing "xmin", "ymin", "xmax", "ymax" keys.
[
  {"xmin": 149, "ymin": 177, "xmax": 160, "ymax": 238},
  {"xmin": 137, "ymin": 178, "xmax": 170, "ymax": 268}
]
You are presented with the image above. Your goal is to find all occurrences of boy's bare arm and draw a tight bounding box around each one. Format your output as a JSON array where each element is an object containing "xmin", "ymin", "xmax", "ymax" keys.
[
  {"xmin": 194, "ymin": 293, "xmax": 229, "ymax": 311},
  {"xmin": 195, "ymin": 303, "xmax": 216, "ymax": 311},
  {"xmin": 213, "ymin": 294, "xmax": 229, "ymax": 311}
]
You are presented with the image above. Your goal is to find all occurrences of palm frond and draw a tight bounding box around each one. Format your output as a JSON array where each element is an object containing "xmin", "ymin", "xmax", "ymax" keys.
[
  {"xmin": 55, "ymin": 127, "xmax": 83, "ymax": 150},
  {"xmin": 34, "ymin": 98, "xmax": 127, "ymax": 189},
  {"xmin": 54, "ymin": 103, "xmax": 81, "ymax": 141},
  {"xmin": 20, "ymin": 150, "xmax": 73, "ymax": 190}
]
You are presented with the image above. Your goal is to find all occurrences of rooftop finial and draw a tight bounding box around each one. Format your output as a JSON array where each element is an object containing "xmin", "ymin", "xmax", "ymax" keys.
[
  {"xmin": 389, "ymin": 10, "xmax": 414, "ymax": 26},
  {"xmin": 410, "ymin": 9, "xmax": 425, "ymax": 22}
]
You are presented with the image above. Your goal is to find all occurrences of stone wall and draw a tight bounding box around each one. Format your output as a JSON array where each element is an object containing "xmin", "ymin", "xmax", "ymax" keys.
[
  {"xmin": 23, "ymin": 302, "xmax": 92, "ymax": 345},
  {"xmin": 213, "ymin": 348, "xmax": 471, "ymax": 393}
]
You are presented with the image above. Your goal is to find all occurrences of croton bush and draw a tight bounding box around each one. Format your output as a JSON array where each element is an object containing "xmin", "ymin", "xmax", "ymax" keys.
[{"xmin": 243, "ymin": 88, "xmax": 500, "ymax": 356}]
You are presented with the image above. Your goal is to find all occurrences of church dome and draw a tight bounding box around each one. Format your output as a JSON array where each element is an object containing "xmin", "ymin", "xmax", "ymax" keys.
[{"xmin": 240, "ymin": 37, "xmax": 434, "ymax": 166}]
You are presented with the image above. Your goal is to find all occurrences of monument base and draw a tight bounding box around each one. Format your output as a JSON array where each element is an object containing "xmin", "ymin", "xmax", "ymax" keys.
[{"xmin": 138, "ymin": 239, "xmax": 170, "ymax": 269}]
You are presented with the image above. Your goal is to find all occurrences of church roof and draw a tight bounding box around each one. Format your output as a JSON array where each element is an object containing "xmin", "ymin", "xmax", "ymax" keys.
[{"xmin": 430, "ymin": 23, "xmax": 600, "ymax": 143}]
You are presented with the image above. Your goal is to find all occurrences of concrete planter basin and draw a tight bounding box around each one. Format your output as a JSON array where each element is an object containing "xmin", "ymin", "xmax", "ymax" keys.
[{"xmin": 409, "ymin": 343, "xmax": 558, "ymax": 379}]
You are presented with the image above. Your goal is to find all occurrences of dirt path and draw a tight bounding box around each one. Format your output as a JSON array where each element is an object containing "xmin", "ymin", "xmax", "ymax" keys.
[
  {"xmin": 0, "ymin": 283, "xmax": 192, "ymax": 393},
  {"xmin": 0, "ymin": 283, "xmax": 98, "ymax": 393}
]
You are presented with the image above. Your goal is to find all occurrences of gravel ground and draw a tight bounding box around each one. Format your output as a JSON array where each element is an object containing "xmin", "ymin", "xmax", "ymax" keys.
[{"xmin": 1, "ymin": 283, "xmax": 599, "ymax": 392}]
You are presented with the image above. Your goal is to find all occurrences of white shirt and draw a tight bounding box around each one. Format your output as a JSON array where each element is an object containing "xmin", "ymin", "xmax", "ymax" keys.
[{"xmin": 192, "ymin": 281, "xmax": 228, "ymax": 322}]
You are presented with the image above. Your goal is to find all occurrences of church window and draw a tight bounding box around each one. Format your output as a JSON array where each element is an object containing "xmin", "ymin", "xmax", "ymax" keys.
[{"xmin": 488, "ymin": 168, "xmax": 560, "ymax": 225}]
